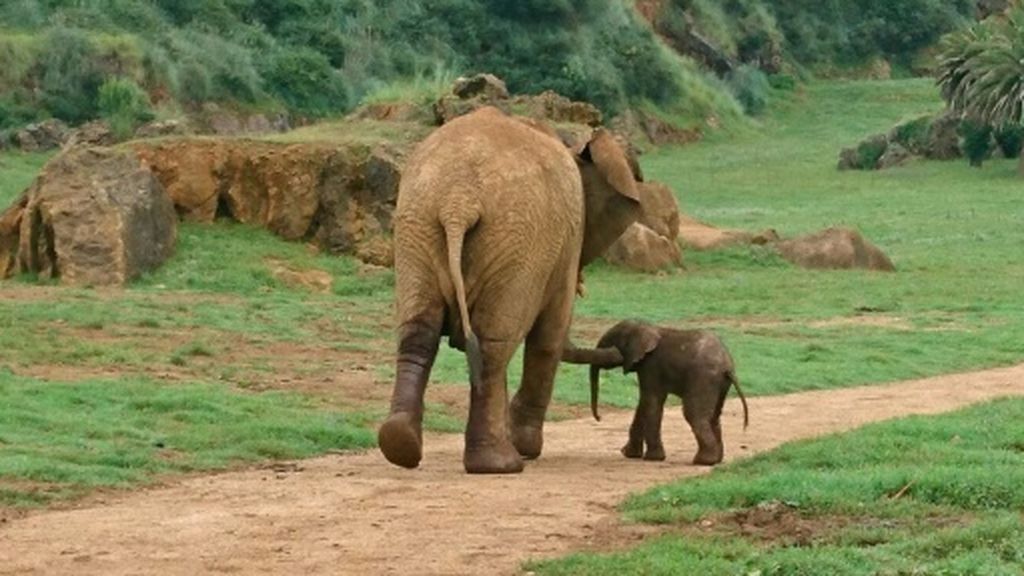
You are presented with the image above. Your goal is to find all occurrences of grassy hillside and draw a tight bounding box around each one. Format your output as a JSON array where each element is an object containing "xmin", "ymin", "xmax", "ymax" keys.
[
  {"xmin": 0, "ymin": 0, "xmax": 735, "ymax": 131},
  {"xmin": 0, "ymin": 0, "xmax": 977, "ymax": 135}
]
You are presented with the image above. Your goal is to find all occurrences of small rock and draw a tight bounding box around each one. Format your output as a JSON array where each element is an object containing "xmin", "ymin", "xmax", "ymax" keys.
[{"xmin": 452, "ymin": 73, "xmax": 509, "ymax": 100}]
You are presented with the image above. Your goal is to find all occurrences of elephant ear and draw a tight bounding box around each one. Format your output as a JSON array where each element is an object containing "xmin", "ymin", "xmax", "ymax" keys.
[
  {"xmin": 622, "ymin": 323, "xmax": 660, "ymax": 372},
  {"xmin": 577, "ymin": 130, "xmax": 643, "ymax": 266},
  {"xmin": 582, "ymin": 130, "xmax": 641, "ymax": 202}
]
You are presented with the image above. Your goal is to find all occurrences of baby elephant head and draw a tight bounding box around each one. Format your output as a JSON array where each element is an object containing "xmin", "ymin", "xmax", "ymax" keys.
[{"xmin": 598, "ymin": 320, "xmax": 661, "ymax": 373}]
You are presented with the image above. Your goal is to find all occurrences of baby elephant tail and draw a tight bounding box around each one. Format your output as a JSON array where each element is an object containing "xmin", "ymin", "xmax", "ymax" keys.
[{"xmin": 726, "ymin": 369, "xmax": 749, "ymax": 430}]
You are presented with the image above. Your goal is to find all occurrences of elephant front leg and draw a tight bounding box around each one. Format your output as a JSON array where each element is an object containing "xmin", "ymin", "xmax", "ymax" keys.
[
  {"xmin": 465, "ymin": 338, "xmax": 524, "ymax": 474},
  {"xmin": 378, "ymin": 315, "xmax": 441, "ymax": 469},
  {"xmin": 621, "ymin": 403, "xmax": 645, "ymax": 459},
  {"xmin": 641, "ymin": 386, "xmax": 668, "ymax": 461}
]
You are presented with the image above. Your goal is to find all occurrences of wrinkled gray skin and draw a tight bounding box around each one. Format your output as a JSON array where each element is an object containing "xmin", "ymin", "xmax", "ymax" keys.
[{"xmin": 563, "ymin": 320, "xmax": 749, "ymax": 465}]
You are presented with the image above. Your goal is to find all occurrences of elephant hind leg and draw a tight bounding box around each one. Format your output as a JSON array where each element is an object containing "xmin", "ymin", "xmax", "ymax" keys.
[
  {"xmin": 379, "ymin": 311, "xmax": 443, "ymax": 469},
  {"xmin": 684, "ymin": 377, "xmax": 725, "ymax": 466},
  {"xmin": 465, "ymin": 337, "xmax": 524, "ymax": 474}
]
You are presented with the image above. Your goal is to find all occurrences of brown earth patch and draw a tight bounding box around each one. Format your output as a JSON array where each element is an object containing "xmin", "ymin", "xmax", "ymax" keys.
[{"xmin": 0, "ymin": 364, "xmax": 1021, "ymax": 575}]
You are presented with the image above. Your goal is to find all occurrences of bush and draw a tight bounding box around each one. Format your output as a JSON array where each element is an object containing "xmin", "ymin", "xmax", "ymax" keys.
[
  {"xmin": 98, "ymin": 77, "xmax": 153, "ymax": 138},
  {"xmin": 727, "ymin": 65, "xmax": 771, "ymax": 115},
  {"xmin": 856, "ymin": 137, "xmax": 889, "ymax": 169},
  {"xmin": 768, "ymin": 73, "xmax": 797, "ymax": 91},
  {"xmin": 890, "ymin": 115, "xmax": 933, "ymax": 154},
  {"xmin": 261, "ymin": 47, "xmax": 349, "ymax": 116},
  {"xmin": 958, "ymin": 118, "xmax": 994, "ymax": 167},
  {"xmin": 994, "ymin": 124, "xmax": 1024, "ymax": 159},
  {"xmin": 38, "ymin": 27, "xmax": 106, "ymax": 123}
]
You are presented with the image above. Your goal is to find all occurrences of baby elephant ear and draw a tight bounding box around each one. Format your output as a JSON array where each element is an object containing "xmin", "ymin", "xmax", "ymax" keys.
[{"xmin": 623, "ymin": 325, "xmax": 660, "ymax": 372}]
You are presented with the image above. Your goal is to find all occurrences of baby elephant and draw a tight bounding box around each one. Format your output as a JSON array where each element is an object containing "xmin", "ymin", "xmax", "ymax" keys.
[{"xmin": 563, "ymin": 320, "xmax": 748, "ymax": 465}]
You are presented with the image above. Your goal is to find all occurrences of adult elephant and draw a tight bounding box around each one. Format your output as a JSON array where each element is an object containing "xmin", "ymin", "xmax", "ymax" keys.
[{"xmin": 378, "ymin": 106, "xmax": 641, "ymax": 474}]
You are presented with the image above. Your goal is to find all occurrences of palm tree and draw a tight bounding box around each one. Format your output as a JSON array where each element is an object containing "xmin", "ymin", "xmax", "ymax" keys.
[{"xmin": 936, "ymin": 6, "xmax": 1024, "ymax": 174}]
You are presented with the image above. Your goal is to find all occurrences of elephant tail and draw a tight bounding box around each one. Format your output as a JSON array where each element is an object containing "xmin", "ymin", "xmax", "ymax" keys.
[
  {"xmin": 590, "ymin": 363, "xmax": 602, "ymax": 421},
  {"xmin": 726, "ymin": 369, "xmax": 749, "ymax": 430},
  {"xmin": 442, "ymin": 211, "xmax": 483, "ymax": 392}
]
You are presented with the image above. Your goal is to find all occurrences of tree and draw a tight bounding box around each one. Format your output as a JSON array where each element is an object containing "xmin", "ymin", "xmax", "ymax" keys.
[{"xmin": 936, "ymin": 6, "xmax": 1024, "ymax": 174}]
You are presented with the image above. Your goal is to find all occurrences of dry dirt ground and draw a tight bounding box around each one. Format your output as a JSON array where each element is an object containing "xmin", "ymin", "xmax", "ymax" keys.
[{"xmin": 1, "ymin": 363, "xmax": 1023, "ymax": 576}]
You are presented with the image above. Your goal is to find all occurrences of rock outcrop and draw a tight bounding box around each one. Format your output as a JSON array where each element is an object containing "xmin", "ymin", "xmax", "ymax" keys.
[
  {"xmin": 134, "ymin": 139, "xmax": 401, "ymax": 266},
  {"xmin": 774, "ymin": 227, "xmax": 895, "ymax": 271},
  {"xmin": 0, "ymin": 147, "xmax": 177, "ymax": 285},
  {"xmin": 677, "ymin": 213, "xmax": 779, "ymax": 250},
  {"xmin": 12, "ymin": 119, "xmax": 70, "ymax": 152}
]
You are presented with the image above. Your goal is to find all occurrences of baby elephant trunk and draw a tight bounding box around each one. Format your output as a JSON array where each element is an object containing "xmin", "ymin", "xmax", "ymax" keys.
[{"xmin": 561, "ymin": 345, "xmax": 624, "ymax": 421}]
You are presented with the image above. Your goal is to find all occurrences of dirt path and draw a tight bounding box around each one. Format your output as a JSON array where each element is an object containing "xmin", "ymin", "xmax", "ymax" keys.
[{"xmin": 2, "ymin": 364, "xmax": 1023, "ymax": 576}]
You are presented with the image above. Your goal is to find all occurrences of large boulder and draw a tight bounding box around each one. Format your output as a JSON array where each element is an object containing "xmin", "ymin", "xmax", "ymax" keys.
[
  {"xmin": 924, "ymin": 109, "xmax": 963, "ymax": 160},
  {"xmin": 13, "ymin": 119, "xmax": 70, "ymax": 152},
  {"xmin": 774, "ymin": 227, "xmax": 895, "ymax": 271},
  {"xmin": 637, "ymin": 182, "xmax": 680, "ymax": 241},
  {"xmin": 877, "ymin": 142, "xmax": 911, "ymax": 169},
  {"xmin": 1, "ymin": 147, "xmax": 177, "ymax": 285},
  {"xmin": 604, "ymin": 222, "xmax": 682, "ymax": 273}
]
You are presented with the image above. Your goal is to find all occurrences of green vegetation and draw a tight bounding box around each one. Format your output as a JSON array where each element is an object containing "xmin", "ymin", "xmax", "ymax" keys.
[
  {"xmin": 938, "ymin": 7, "xmax": 1024, "ymax": 127},
  {"xmin": 0, "ymin": 0, "xmax": 983, "ymax": 134},
  {"xmin": 530, "ymin": 398, "xmax": 1024, "ymax": 574},
  {"xmin": 577, "ymin": 79, "xmax": 1024, "ymax": 398},
  {"xmin": 0, "ymin": 371, "xmax": 373, "ymax": 507},
  {"xmin": 0, "ymin": 0, "xmax": 732, "ymax": 128},
  {"xmin": 656, "ymin": 0, "xmax": 974, "ymax": 72},
  {"xmin": 0, "ymin": 150, "xmax": 49, "ymax": 206},
  {"xmin": 3, "ymin": 77, "xmax": 1024, "ymax": 508}
]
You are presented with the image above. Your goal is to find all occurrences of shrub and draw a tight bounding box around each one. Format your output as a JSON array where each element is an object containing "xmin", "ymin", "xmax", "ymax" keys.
[
  {"xmin": 98, "ymin": 77, "xmax": 153, "ymax": 138},
  {"xmin": 0, "ymin": 94, "xmax": 40, "ymax": 130},
  {"xmin": 891, "ymin": 115, "xmax": 933, "ymax": 154},
  {"xmin": 768, "ymin": 73, "xmax": 797, "ymax": 91},
  {"xmin": 261, "ymin": 47, "xmax": 349, "ymax": 116},
  {"xmin": 727, "ymin": 65, "xmax": 771, "ymax": 115},
  {"xmin": 958, "ymin": 118, "xmax": 994, "ymax": 167},
  {"xmin": 38, "ymin": 27, "xmax": 106, "ymax": 123},
  {"xmin": 856, "ymin": 137, "xmax": 888, "ymax": 169},
  {"xmin": 994, "ymin": 124, "xmax": 1024, "ymax": 159}
]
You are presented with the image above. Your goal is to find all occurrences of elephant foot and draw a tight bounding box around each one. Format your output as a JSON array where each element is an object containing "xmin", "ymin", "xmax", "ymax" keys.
[
  {"xmin": 692, "ymin": 449, "xmax": 723, "ymax": 466},
  {"xmin": 510, "ymin": 399, "xmax": 546, "ymax": 459},
  {"xmin": 643, "ymin": 446, "xmax": 666, "ymax": 461},
  {"xmin": 464, "ymin": 440, "xmax": 524, "ymax": 474},
  {"xmin": 621, "ymin": 442, "xmax": 644, "ymax": 459},
  {"xmin": 510, "ymin": 423, "xmax": 544, "ymax": 460},
  {"xmin": 378, "ymin": 412, "xmax": 422, "ymax": 469}
]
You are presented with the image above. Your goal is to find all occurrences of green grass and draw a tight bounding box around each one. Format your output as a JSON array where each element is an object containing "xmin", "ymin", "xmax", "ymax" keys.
[
  {"xmin": 0, "ymin": 151, "xmax": 49, "ymax": 206},
  {"xmin": 0, "ymin": 370, "xmax": 373, "ymax": 507},
  {"xmin": 530, "ymin": 398, "xmax": 1024, "ymax": 575},
  {"xmin": 571, "ymin": 79, "xmax": 1024, "ymax": 400},
  {"xmin": 3, "ymin": 77, "xmax": 1024, "ymax": 510}
]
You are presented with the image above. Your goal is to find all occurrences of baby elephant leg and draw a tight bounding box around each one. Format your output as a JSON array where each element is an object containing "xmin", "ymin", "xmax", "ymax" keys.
[
  {"xmin": 683, "ymin": 378, "xmax": 726, "ymax": 466},
  {"xmin": 621, "ymin": 396, "xmax": 646, "ymax": 459},
  {"xmin": 640, "ymin": 385, "xmax": 668, "ymax": 461}
]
